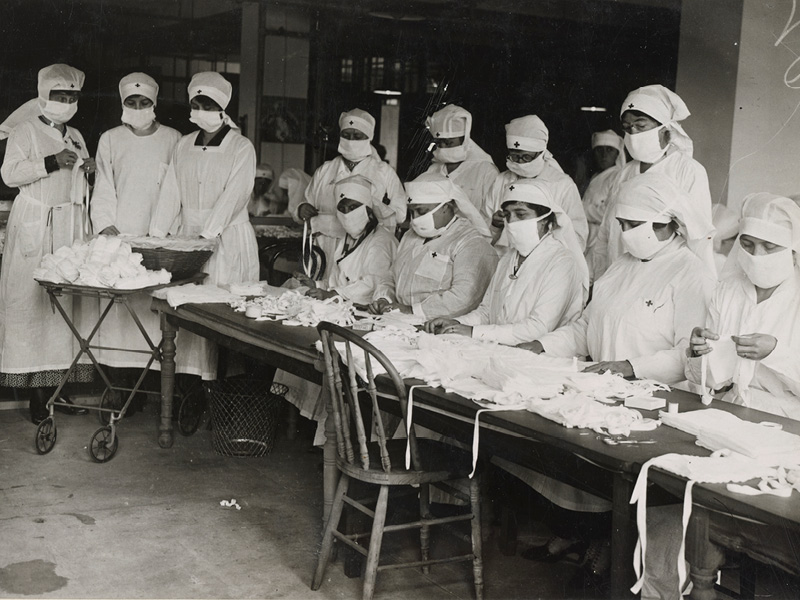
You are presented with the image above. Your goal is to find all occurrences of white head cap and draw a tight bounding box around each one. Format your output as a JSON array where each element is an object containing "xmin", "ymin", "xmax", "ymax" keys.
[
  {"xmin": 339, "ymin": 109, "xmax": 375, "ymax": 140},
  {"xmin": 505, "ymin": 115, "xmax": 548, "ymax": 152},
  {"xmin": 255, "ymin": 164, "xmax": 274, "ymax": 179},
  {"xmin": 119, "ymin": 72, "xmax": 158, "ymax": 105},
  {"xmin": 38, "ymin": 64, "xmax": 84, "ymax": 104},
  {"xmin": 621, "ymin": 84, "xmax": 693, "ymax": 156},
  {"xmin": 188, "ymin": 72, "xmax": 232, "ymax": 109},
  {"xmin": 334, "ymin": 174, "xmax": 374, "ymax": 208},
  {"xmin": 405, "ymin": 171, "xmax": 489, "ymax": 235},
  {"xmin": 426, "ymin": 104, "xmax": 472, "ymax": 141}
]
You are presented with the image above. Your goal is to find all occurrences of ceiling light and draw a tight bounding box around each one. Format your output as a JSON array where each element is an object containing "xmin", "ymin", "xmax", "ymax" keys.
[
  {"xmin": 374, "ymin": 89, "xmax": 402, "ymax": 96},
  {"xmin": 580, "ymin": 106, "xmax": 607, "ymax": 112}
]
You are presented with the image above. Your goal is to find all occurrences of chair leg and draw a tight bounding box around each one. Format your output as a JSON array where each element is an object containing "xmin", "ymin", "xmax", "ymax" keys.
[
  {"xmin": 312, "ymin": 473, "xmax": 350, "ymax": 590},
  {"xmin": 419, "ymin": 483, "xmax": 431, "ymax": 574},
  {"xmin": 362, "ymin": 485, "xmax": 389, "ymax": 600},
  {"xmin": 469, "ymin": 477, "xmax": 484, "ymax": 600}
]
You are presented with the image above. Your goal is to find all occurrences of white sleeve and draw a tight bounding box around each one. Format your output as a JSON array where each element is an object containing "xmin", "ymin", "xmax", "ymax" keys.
[
  {"xmin": 538, "ymin": 306, "xmax": 591, "ymax": 358},
  {"xmin": 90, "ymin": 133, "xmax": 118, "ymax": 233},
  {"xmin": 1, "ymin": 124, "xmax": 48, "ymax": 187},
  {"xmin": 201, "ymin": 140, "xmax": 256, "ymax": 239}
]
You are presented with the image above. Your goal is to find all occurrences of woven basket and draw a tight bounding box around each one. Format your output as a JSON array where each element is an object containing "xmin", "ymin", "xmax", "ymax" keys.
[
  {"xmin": 132, "ymin": 248, "xmax": 213, "ymax": 281},
  {"xmin": 205, "ymin": 379, "xmax": 286, "ymax": 457}
]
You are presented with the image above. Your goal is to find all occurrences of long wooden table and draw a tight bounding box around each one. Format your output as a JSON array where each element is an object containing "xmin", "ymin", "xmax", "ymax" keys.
[{"xmin": 151, "ymin": 300, "xmax": 800, "ymax": 599}]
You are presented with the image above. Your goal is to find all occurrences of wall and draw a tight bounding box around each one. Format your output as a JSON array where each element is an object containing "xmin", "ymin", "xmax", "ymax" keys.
[
  {"xmin": 675, "ymin": 0, "xmax": 743, "ymax": 206},
  {"xmin": 259, "ymin": 6, "xmax": 310, "ymax": 179},
  {"xmin": 728, "ymin": 0, "xmax": 800, "ymax": 210}
]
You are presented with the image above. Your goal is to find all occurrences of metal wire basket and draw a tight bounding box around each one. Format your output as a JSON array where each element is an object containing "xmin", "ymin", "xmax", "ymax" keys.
[
  {"xmin": 205, "ymin": 379, "xmax": 287, "ymax": 457},
  {"xmin": 132, "ymin": 247, "xmax": 214, "ymax": 281}
]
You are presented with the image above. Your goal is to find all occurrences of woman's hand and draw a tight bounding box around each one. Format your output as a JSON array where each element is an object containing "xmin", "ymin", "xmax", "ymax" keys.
[
  {"xmin": 292, "ymin": 271, "xmax": 316, "ymax": 289},
  {"xmin": 732, "ymin": 333, "xmax": 777, "ymax": 361},
  {"xmin": 441, "ymin": 323, "xmax": 472, "ymax": 337},
  {"xmin": 305, "ymin": 288, "xmax": 336, "ymax": 300},
  {"xmin": 517, "ymin": 340, "xmax": 544, "ymax": 354},
  {"xmin": 100, "ymin": 226, "xmax": 120, "ymax": 236},
  {"xmin": 54, "ymin": 149, "xmax": 79, "ymax": 170},
  {"xmin": 297, "ymin": 203, "xmax": 319, "ymax": 221},
  {"xmin": 491, "ymin": 209, "xmax": 506, "ymax": 229},
  {"xmin": 689, "ymin": 327, "xmax": 719, "ymax": 357},
  {"xmin": 80, "ymin": 157, "xmax": 96, "ymax": 174},
  {"xmin": 368, "ymin": 298, "xmax": 391, "ymax": 314},
  {"xmin": 424, "ymin": 317, "xmax": 458, "ymax": 334},
  {"xmin": 582, "ymin": 360, "xmax": 634, "ymax": 378}
]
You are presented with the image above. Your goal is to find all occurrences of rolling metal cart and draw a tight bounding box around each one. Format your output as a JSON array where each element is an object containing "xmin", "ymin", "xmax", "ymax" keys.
[{"xmin": 33, "ymin": 274, "xmax": 205, "ymax": 462}]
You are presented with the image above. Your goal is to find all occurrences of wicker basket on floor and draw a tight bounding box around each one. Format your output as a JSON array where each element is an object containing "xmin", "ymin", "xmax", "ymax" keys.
[
  {"xmin": 132, "ymin": 247, "xmax": 214, "ymax": 281},
  {"xmin": 205, "ymin": 380, "xmax": 287, "ymax": 457}
]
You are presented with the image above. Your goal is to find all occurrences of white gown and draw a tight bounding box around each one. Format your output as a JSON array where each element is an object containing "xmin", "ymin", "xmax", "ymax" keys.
[
  {"xmin": 504, "ymin": 238, "xmax": 715, "ymax": 512},
  {"xmin": 539, "ymin": 237, "xmax": 716, "ymax": 383},
  {"xmin": 582, "ymin": 166, "xmax": 621, "ymax": 280},
  {"xmin": 374, "ymin": 217, "xmax": 498, "ymax": 319},
  {"xmin": 150, "ymin": 127, "xmax": 259, "ymax": 379},
  {"xmin": 424, "ymin": 141, "xmax": 499, "ymax": 218},
  {"xmin": 592, "ymin": 150, "xmax": 714, "ymax": 279},
  {"xmin": 324, "ymin": 226, "xmax": 398, "ymax": 305},
  {"xmin": 300, "ymin": 153, "xmax": 406, "ymax": 276},
  {"xmin": 484, "ymin": 168, "xmax": 589, "ymax": 251},
  {"xmin": 457, "ymin": 235, "xmax": 584, "ymax": 346},
  {"xmin": 91, "ymin": 123, "xmax": 181, "ymax": 369},
  {"xmin": 0, "ymin": 118, "xmax": 90, "ymax": 382},
  {"xmin": 686, "ymin": 269, "xmax": 800, "ymax": 420}
]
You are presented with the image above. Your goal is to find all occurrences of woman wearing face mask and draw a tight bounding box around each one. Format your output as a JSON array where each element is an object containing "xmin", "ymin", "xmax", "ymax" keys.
[
  {"xmin": 88, "ymin": 73, "xmax": 182, "ymax": 403},
  {"xmin": 505, "ymin": 173, "xmax": 714, "ymax": 580},
  {"xmin": 523, "ymin": 172, "xmax": 715, "ymax": 381},
  {"xmin": 293, "ymin": 174, "xmax": 397, "ymax": 305},
  {"xmin": 368, "ymin": 172, "xmax": 498, "ymax": 319},
  {"xmin": 591, "ymin": 85, "xmax": 714, "ymax": 281},
  {"xmin": 149, "ymin": 71, "xmax": 258, "ymax": 380},
  {"xmin": 687, "ymin": 193, "xmax": 800, "ymax": 420},
  {"xmin": 0, "ymin": 64, "xmax": 95, "ymax": 424},
  {"xmin": 296, "ymin": 109, "xmax": 406, "ymax": 277},
  {"xmin": 423, "ymin": 104, "xmax": 498, "ymax": 224},
  {"xmin": 423, "ymin": 179, "xmax": 587, "ymax": 345},
  {"xmin": 486, "ymin": 115, "xmax": 589, "ymax": 250}
]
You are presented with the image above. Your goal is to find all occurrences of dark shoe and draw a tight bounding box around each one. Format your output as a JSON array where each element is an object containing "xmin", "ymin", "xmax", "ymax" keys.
[
  {"xmin": 30, "ymin": 388, "xmax": 50, "ymax": 424},
  {"xmin": 31, "ymin": 411, "xmax": 48, "ymax": 425},
  {"xmin": 54, "ymin": 396, "xmax": 88, "ymax": 416},
  {"xmin": 521, "ymin": 536, "xmax": 586, "ymax": 563},
  {"xmin": 581, "ymin": 539, "xmax": 611, "ymax": 591}
]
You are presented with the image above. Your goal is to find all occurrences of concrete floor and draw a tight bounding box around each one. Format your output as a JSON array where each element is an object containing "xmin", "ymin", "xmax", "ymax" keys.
[{"xmin": 1, "ymin": 398, "xmax": 798, "ymax": 599}]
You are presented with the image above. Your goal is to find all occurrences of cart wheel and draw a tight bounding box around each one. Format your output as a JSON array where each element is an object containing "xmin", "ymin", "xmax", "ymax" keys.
[
  {"xmin": 98, "ymin": 388, "xmax": 123, "ymax": 425},
  {"xmin": 177, "ymin": 380, "xmax": 206, "ymax": 436},
  {"xmin": 89, "ymin": 426, "xmax": 119, "ymax": 463},
  {"xmin": 35, "ymin": 417, "xmax": 57, "ymax": 455}
]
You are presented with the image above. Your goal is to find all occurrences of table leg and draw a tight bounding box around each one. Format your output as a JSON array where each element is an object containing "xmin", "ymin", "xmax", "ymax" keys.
[
  {"xmin": 159, "ymin": 313, "xmax": 177, "ymax": 449},
  {"xmin": 610, "ymin": 473, "xmax": 637, "ymax": 599},
  {"xmin": 687, "ymin": 506, "xmax": 724, "ymax": 600},
  {"xmin": 321, "ymin": 382, "xmax": 338, "ymax": 523}
]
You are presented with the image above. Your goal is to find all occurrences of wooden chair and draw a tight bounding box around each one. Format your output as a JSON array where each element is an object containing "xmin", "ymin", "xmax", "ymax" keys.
[{"xmin": 312, "ymin": 322, "xmax": 484, "ymax": 600}]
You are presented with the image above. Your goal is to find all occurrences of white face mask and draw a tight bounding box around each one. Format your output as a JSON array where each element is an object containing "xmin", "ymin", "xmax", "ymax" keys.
[
  {"xmin": 190, "ymin": 109, "xmax": 224, "ymax": 133},
  {"xmin": 121, "ymin": 106, "xmax": 156, "ymax": 131},
  {"xmin": 624, "ymin": 126, "xmax": 667, "ymax": 163},
  {"xmin": 410, "ymin": 202, "xmax": 451, "ymax": 238},
  {"xmin": 41, "ymin": 100, "xmax": 78, "ymax": 124},
  {"xmin": 621, "ymin": 219, "xmax": 675, "ymax": 260},
  {"xmin": 338, "ymin": 138, "xmax": 372, "ymax": 162},
  {"xmin": 337, "ymin": 204, "xmax": 370, "ymax": 238},
  {"xmin": 506, "ymin": 155, "xmax": 545, "ymax": 179},
  {"xmin": 505, "ymin": 211, "xmax": 552, "ymax": 257},
  {"xmin": 433, "ymin": 145, "xmax": 468, "ymax": 164},
  {"xmin": 737, "ymin": 246, "xmax": 795, "ymax": 289}
]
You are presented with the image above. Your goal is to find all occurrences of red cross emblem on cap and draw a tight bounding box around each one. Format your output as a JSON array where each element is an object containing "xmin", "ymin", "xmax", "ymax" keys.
[
  {"xmin": 628, "ymin": 103, "xmax": 634, "ymax": 109},
  {"xmin": 70, "ymin": 84, "xmax": 74, "ymax": 88},
  {"xmin": 339, "ymin": 193, "xmax": 345, "ymax": 198},
  {"xmin": 509, "ymin": 185, "xmax": 515, "ymax": 191},
  {"xmin": 435, "ymin": 132, "xmax": 441, "ymax": 137},
  {"xmin": 513, "ymin": 141, "xmax": 520, "ymax": 148},
  {"xmin": 198, "ymin": 89, "xmax": 202, "ymax": 94},
  {"xmin": 135, "ymin": 83, "xmax": 140, "ymax": 87},
  {"xmin": 349, "ymin": 120, "xmax": 354, "ymax": 125}
]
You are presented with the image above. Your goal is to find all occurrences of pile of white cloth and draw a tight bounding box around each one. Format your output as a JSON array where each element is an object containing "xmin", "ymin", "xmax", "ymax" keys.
[
  {"xmin": 33, "ymin": 235, "xmax": 171, "ymax": 289},
  {"xmin": 231, "ymin": 289, "xmax": 356, "ymax": 327}
]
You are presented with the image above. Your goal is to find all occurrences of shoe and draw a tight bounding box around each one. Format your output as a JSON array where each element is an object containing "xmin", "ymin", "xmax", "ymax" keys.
[
  {"xmin": 31, "ymin": 412, "xmax": 48, "ymax": 425},
  {"xmin": 521, "ymin": 537, "xmax": 586, "ymax": 563},
  {"xmin": 581, "ymin": 539, "xmax": 611, "ymax": 591},
  {"xmin": 54, "ymin": 395, "xmax": 88, "ymax": 416}
]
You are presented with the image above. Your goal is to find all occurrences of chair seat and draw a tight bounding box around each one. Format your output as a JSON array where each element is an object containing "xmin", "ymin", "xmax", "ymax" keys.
[{"xmin": 337, "ymin": 438, "xmax": 474, "ymax": 486}]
